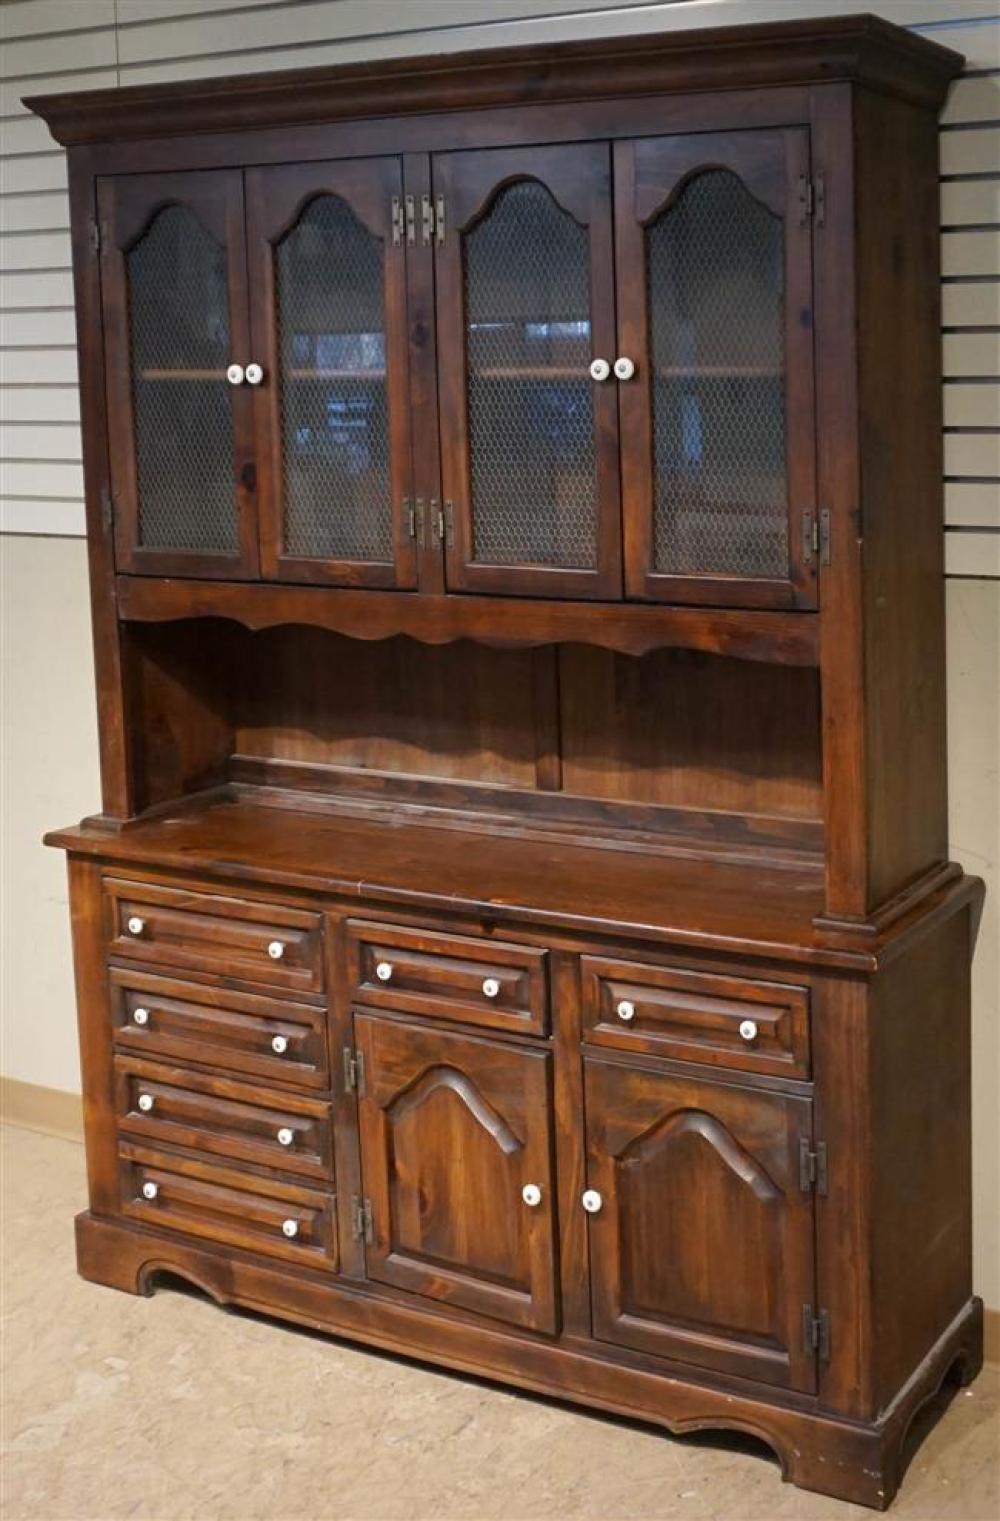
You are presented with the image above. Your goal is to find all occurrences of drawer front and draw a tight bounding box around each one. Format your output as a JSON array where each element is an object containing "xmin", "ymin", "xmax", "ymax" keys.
[
  {"xmin": 581, "ymin": 956, "xmax": 810, "ymax": 1078},
  {"xmin": 115, "ymin": 1057, "xmax": 333, "ymax": 1181},
  {"xmin": 119, "ymin": 1143, "xmax": 337, "ymax": 1272},
  {"xmin": 110, "ymin": 970, "xmax": 328, "ymax": 1090},
  {"xmin": 347, "ymin": 921, "xmax": 548, "ymax": 1036},
  {"xmin": 105, "ymin": 879, "xmax": 324, "ymax": 995}
]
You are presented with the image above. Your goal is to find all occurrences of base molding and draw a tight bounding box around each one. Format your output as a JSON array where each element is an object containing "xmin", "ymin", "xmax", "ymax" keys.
[
  {"xmin": 1, "ymin": 1078, "xmax": 83, "ymax": 1142},
  {"xmin": 75, "ymin": 1211, "xmax": 983, "ymax": 1511}
]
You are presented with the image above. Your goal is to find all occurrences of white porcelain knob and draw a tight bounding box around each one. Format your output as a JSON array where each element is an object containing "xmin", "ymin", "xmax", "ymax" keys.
[
  {"xmin": 613, "ymin": 356, "xmax": 636, "ymax": 380},
  {"xmin": 589, "ymin": 358, "xmax": 611, "ymax": 382},
  {"xmin": 267, "ymin": 940, "xmax": 285, "ymax": 961},
  {"xmin": 375, "ymin": 961, "xmax": 393, "ymax": 982},
  {"xmin": 132, "ymin": 1007, "xmax": 149, "ymax": 1026},
  {"xmin": 739, "ymin": 1019, "xmax": 758, "ymax": 1042},
  {"xmin": 482, "ymin": 977, "xmax": 501, "ymax": 1000},
  {"xmin": 141, "ymin": 1181, "xmax": 158, "ymax": 1201},
  {"xmin": 281, "ymin": 1219, "xmax": 299, "ymax": 1239},
  {"xmin": 616, "ymin": 1000, "xmax": 636, "ymax": 1022},
  {"xmin": 271, "ymin": 1034, "xmax": 288, "ymax": 1055},
  {"xmin": 522, "ymin": 1183, "xmax": 542, "ymax": 1208},
  {"xmin": 226, "ymin": 362, "xmax": 245, "ymax": 384},
  {"xmin": 126, "ymin": 916, "xmax": 145, "ymax": 937},
  {"xmin": 582, "ymin": 1189, "xmax": 603, "ymax": 1214},
  {"xmin": 277, "ymin": 1127, "xmax": 294, "ymax": 1147},
  {"xmin": 137, "ymin": 1093, "xmax": 154, "ymax": 1113},
  {"xmin": 244, "ymin": 362, "xmax": 264, "ymax": 385}
]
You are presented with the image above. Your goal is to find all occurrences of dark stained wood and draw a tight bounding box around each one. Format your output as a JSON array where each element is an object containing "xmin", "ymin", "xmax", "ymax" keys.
[
  {"xmin": 615, "ymin": 128, "xmax": 818, "ymax": 610},
  {"xmin": 585, "ymin": 1055, "xmax": 817, "ymax": 1390},
  {"xmin": 246, "ymin": 156, "xmax": 417, "ymax": 589},
  {"xmin": 115, "ymin": 576, "xmax": 822, "ymax": 665},
  {"xmin": 26, "ymin": 14, "xmax": 961, "ymax": 146},
  {"xmin": 32, "ymin": 18, "xmax": 983, "ymax": 1510},
  {"xmin": 355, "ymin": 1013, "xmax": 559, "ymax": 1332},
  {"xmin": 434, "ymin": 142, "xmax": 622, "ymax": 599}
]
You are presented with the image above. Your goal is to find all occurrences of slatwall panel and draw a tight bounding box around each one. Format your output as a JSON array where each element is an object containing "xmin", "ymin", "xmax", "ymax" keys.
[{"xmin": 0, "ymin": 0, "xmax": 997, "ymax": 575}]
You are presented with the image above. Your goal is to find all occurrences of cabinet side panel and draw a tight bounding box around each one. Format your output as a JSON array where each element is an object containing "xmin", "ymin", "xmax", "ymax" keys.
[
  {"xmin": 870, "ymin": 908, "xmax": 973, "ymax": 1412},
  {"xmin": 856, "ymin": 89, "xmax": 949, "ymax": 907},
  {"xmin": 67, "ymin": 855, "xmax": 117, "ymax": 1215}
]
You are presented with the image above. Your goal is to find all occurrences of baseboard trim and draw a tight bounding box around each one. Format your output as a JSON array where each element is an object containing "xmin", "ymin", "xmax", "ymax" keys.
[
  {"xmin": 1, "ymin": 1077, "xmax": 83, "ymax": 1143},
  {"xmin": 2, "ymin": 1076, "xmax": 998, "ymax": 1364}
]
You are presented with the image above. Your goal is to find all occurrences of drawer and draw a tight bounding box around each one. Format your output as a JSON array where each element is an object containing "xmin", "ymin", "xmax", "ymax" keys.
[
  {"xmin": 347, "ymin": 920, "xmax": 548, "ymax": 1036},
  {"xmin": 581, "ymin": 956, "xmax": 810, "ymax": 1078},
  {"xmin": 119, "ymin": 1143, "xmax": 337, "ymax": 1273},
  {"xmin": 104, "ymin": 879, "xmax": 324, "ymax": 996},
  {"xmin": 115, "ymin": 1056, "xmax": 333, "ymax": 1181},
  {"xmin": 110, "ymin": 969, "xmax": 328, "ymax": 1090}
]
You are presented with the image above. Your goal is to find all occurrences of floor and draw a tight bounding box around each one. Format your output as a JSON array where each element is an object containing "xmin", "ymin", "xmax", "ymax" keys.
[{"xmin": 2, "ymin": 1124, "xmax": 997, "ymax": 1521}]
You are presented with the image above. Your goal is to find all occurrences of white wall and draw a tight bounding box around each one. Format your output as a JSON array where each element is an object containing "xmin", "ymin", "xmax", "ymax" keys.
[{"xmin": 1, "ymin": 0, "xmax": 998, "ymax": 1306}]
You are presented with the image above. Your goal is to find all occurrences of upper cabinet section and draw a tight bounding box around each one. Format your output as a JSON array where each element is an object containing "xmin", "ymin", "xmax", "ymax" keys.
[
  {"xmin": 99, "ymin": 171, "xmax": 259, "ymax": 579},
  {"xmin": 97, "ymin": 128, "xmax": 818, "ymax": 609}
]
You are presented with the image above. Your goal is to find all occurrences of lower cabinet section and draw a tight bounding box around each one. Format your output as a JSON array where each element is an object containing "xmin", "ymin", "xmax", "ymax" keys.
[
  {"xmin": 119, "ymin": 1142, "xmax": 339, "ymax": 1271},
  {"xmin": 583, "ymin": 1056, "xmax": 817, "ymax": 1391},
  {"xmin": 354, "ymin": 1013, "xmax": 559, "ymax": 1334}
]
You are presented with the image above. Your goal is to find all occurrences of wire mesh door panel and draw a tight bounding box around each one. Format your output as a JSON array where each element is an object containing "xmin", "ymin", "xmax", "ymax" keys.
[
  {"xmin": 615, "ymin": 130, "xmax": 818, "ymax": 609},
  {"xmin": 247, "ymin": 158, "xmax": 416, "ymax": 588},
  {"xmin": 434, "ymin": 144, "xmax": 622, "ymax": 599},
  {"xmin": 98, "ymin": 170, "xmax": 258, "ymax": 578}
]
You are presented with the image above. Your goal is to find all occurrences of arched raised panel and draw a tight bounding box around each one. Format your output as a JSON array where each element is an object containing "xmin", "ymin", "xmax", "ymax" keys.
[
  {"xmin": 355, "ymin": 1014, "xmax": 558, "ymax": 1333},
  {"xmin": 433, "ymin": 141, "xmax": 622, "ymax": 599},
  {"xmin": 273, "ymin": 194, "xmax": 394, "ymax": 564},
  {"xmin": 585, "ymin": 1058, "xmax": 817, "ymax": 1392}
]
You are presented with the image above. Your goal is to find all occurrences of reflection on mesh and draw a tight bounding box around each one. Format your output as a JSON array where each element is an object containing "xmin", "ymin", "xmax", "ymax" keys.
[
  {"xmin": 648, "ymin": 171, "xmax": 788, "ymax": 579},
  {"xmin": 464, "ymin": 180, "xmax": 597, "ymax": 569},
  {"xmin": 276, "ymin": 196, "xmax": 393, "ymax": 562},
  {"xmin": 128, "ymin": 204, "xmax": 238, "ymax": 553}
]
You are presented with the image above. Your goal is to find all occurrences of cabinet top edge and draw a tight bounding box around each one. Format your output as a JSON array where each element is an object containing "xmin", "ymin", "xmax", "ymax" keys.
[{"xmin": 25, "ymin": 13, "xmax": 963, "ymax": 148}]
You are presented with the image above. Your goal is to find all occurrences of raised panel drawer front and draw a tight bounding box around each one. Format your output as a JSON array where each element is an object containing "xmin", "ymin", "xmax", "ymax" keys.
[
  {"xmin": 581, "ymin": 956, "xmax": 809, "ymax": 1078},
  {"xmin": 347, "ymin": 921, "xmax": 548, "ymax": 1036},
  {"xmin": 355, "ymin": 1014, "xmax": 558, "ymax": 1333},
  {"xmin": 584, "ymin": 1056, "xmax": 817, "ymax": 1392},
  {"xmin": 115, "ymin": 1056, "xmax": 333, "ymax": 1182},
  {"xmin": 119, "ymin": 1143, "xmax": 337, "ymax": 1272},
  {"xmin": 104, "ymin": 879, "xmax": 324, "ymax": 995},
  {"xmin": 110, "ymin": 969, "xmax": 328, "ymax": 1090}
]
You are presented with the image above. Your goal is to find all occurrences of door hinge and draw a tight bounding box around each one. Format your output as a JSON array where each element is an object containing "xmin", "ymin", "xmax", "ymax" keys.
[
  {"xmin": 100, "ymin": 485, "xmax": 114, "ymax": 532},
  {"xmin": 799, "ymin": 1138, "xmax": 828, "ymax": 1195},
  {"xmin": 88, "ymin": 217, "xmax": 101, "ymax": 256},
  {"xmin": 391, "ymin": 195, "xmax": 404, "ymax": 246},
  {"xmin": 803, "ymin": 1305, "xmax": 831, "ymax": 1361},
  {"xmin": 803, "ymin": 509, "xmax": 830, "ymax": 568},
  {"xmin": 818, "ymin": 506, "xmax": 831, "ymax": 567},
  {"xmin": 798, "ymin": 173, "xmax": 825, "ymax": 228},
  {"xmin": 420, "ymin": 193, "xmax": 434, "ymax": 246},
  {"xmin": 435, "ymin": 193, "xmax": 446, "ymax": 244},
  {"xmin": 351, "ymin": 1195, "xmax": 374, "ymax": 1244},
  {"xmin": 405, "ymin": 194, "xmax": 417, "ymax": 246},
  {"xmin": 403, "ymin": 496, "xmax": 416, "ymax": 540},
  {"xmin": 342, "ymin": 1045, "xmax": 365, "ymax": 1095}
]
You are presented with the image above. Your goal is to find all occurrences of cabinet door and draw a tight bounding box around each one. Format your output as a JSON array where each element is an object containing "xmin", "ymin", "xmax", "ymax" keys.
[
  {"xmin": 247, "ymin": 159, "xmax": 416, "ymax": 587},
  {"xmin": 355, "ymin": 1014, "xmax": 558, "ymax": 1332},
  {"xmin": 98, "ymin": 171, "xmax": 258, "ymax": 579},
  {"xmin": 584, "ymin": 1057, "xmax": 817, "ymax": 1391},
  {"xmin": 615, "ymin": 130, "xmax": 817, "ymax": 609},
  {"xmin": 434, "ymin": 144, "xmax": 622, "ymax": 599}
]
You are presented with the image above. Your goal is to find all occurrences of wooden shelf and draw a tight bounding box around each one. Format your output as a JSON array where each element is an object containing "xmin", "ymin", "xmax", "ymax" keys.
[{"xmin": 116, "ymin": 576, "xmax": 820, "ymax": 665}]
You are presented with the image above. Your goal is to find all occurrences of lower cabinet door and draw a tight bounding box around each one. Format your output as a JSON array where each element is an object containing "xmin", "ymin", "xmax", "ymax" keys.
[
  {"xmin": 355, "ymin": 1013, "xmax": 558, "ymax": 1332},
  {"xmin": 584, "ymin": 1056, "xmax": 817, "ymax": 1391}
]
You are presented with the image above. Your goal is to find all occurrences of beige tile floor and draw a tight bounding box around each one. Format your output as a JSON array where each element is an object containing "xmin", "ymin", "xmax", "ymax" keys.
[{"xmin": 2, "ymin": 1122, "xmax": 997, "ymax": 1521}]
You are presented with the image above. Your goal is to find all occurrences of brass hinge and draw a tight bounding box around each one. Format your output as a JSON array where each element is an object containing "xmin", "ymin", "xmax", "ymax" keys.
[
  {"xmin": 342, "ymin": 1045, "xmax": 365, "ymax": 1095},
  {"xmin": 798, "ymin": 173, "xmax": 825, "ymax": 228},
  {"xmin": 390, "ymin": 196, "xmax": 404, "ymax": 246},
  {"xmin": 405, "ymin": 194, "xmax": 417, "ymax": 246},
  {"xmin": 351, "ymin": 1195, "xmax": 374, "ymax": 1244},
  {"xmin": 803, "ymin": 1305, "xmax": 831, "ymax": 1361},
  {"xmin": 420, "ymin": 193, "xmax": 434, "ymax": 246},
  {"xmin": 799, "ymin": 1138, "xmax": 828, "ymax": 1195},
  {"xmin": 803, "ymin": 509, "xmax": 831, "ymax": 568}
]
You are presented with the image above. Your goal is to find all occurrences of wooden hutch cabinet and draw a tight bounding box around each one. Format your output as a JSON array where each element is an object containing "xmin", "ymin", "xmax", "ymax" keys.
[{"xmin": 29, "ymin": 15, "xmax": 985, "ymax": 1509}]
